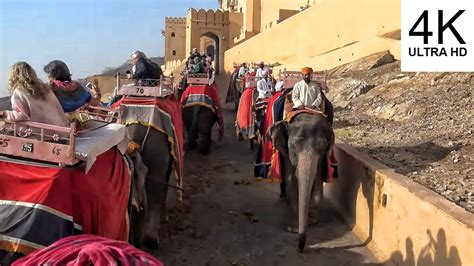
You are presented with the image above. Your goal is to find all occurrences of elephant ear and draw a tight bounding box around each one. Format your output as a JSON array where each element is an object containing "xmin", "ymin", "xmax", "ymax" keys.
[{"xmin": 269, "ymin": 120, "xmax": 289, "ymax": 157}]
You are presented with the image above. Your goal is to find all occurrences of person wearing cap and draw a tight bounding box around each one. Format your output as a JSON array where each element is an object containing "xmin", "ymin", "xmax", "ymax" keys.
[
  {"xmin": 292, "ymin": 67, "xmax": 334, "ymax": 125},
  {"xmin": 256, "ymin": 61, "xmax": 265, "ymax": 78},
  {"xmin": 44, "ymin": 60, "xmax": 101, "ymax": 113},
  {"xmin": 292, "ymin": 67, "xmax": 323, "ymax": 110},
  {"xmin": 256, "ymin": 69, "xmax": 272, "ymax": 99}
]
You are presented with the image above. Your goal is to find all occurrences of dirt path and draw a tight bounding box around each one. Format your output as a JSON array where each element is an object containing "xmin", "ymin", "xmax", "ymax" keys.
[{"xmin": 155, "ymin": 76, "xmax": 379, "ymax": 265}]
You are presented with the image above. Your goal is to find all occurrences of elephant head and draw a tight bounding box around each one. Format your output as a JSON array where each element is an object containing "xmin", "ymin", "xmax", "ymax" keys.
[{"xmin": 270, "ymin": 113, "xmax": 334, "ymax": 252}]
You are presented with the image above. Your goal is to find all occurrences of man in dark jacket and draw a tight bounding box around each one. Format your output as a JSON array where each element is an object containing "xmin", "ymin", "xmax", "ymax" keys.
[{"xmin": 128, "ymin": 51, "xmax": 155, "ymax": 81}]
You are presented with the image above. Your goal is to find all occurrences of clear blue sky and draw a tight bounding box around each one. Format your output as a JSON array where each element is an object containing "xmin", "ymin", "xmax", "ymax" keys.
[{"xmin": 0, "ymin": 0, "xmax": 217, "ymax": 96}]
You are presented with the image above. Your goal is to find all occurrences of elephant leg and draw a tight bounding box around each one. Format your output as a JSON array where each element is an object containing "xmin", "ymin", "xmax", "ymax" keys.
[
  {"xmin": 284, "ymin": 173, "xmax": 298, "ymax": 233},
  {"xmin": 280, "ymin": 179, "xmax": 286, "ymax": 203},
  {"xmin": 139, "ymin": 129, "xmax": 172, "ymax": 251},
  {"xmin": 188, "ymin": 127, "xmax": 198, "ymax": 150},
  {"xmin": 309, "ymin": 179, "xmax": 324, "ymax": 225},
  {"xmin": 280, "ymin": 156, "xmax": 298, "ymax": 233},
  {"xmin": 197, "ymin": 108, "xmax": 217, "ymax": 155}
]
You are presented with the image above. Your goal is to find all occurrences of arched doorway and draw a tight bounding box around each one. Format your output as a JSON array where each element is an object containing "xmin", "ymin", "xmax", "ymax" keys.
[{"xmin": 200, "ymin": 32, "xmax": 220, "ymax": 74}]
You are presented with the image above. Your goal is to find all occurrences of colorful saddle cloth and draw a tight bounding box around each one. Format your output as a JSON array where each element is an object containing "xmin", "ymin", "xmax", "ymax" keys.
[
  {"xmin": 0, "ymin": 148, "xmax": 131, "ymax": 260},
  {"xmin": 112, "ymin": 97, "xmax": 184, "ymax": 187},
  {"xmin": 181, "ymin": 83, "xmax": 224, "ymax": 135},
  {"xmin": 236, "ymin": 88, "xmax": 258, "ymax": 139}
]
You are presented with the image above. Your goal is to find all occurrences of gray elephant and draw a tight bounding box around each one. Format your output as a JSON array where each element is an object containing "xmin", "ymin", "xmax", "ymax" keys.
[
  {"xmin": 270, "ymin": 113, "xmax": 334, "ymax": 252},
  {"xmin": 183, "ymin": 106, "xmax": 218, "ymax": 154},
  {"xmin": 127, "ymin": 124, "xmax": 173, "ymax": 250}
]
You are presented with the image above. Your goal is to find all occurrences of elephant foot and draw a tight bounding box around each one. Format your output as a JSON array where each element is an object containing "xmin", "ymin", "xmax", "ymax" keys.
[
  {"xmin": 186, "ymin": 141, "xmax": 196, "ymax": 151},
  {"xmin": 308, "ymin": 217, "xmax": 319, "ymax": 226},
  {"xmin": 198, "ymin": 144, "xmax": 210, "ymax": 155},
  {"xmin": 298, "ymin": 233, "xmax": 306, "ymax": 253},
  {"xmin": 143, "ymin": 235, "xmax": 160, "ymax": 251},
  {"xmin": 279, "ymin": 195, "xmax": 286, "ymax": 203},
  {"xmin": 285, "ymin": 226, "xmax": 298, "ymax": 234}
]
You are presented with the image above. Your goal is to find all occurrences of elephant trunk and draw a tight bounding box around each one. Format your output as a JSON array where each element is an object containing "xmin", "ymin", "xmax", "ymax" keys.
[{"xmin": 297, "ymin": 151, "xmax": 319, "ymax": 253}]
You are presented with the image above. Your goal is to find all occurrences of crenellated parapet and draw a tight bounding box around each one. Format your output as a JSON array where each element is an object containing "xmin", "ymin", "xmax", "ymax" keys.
[
  {"xmin": 165, "ymin": 17, "xmax": 187, "ymax": 25},
  {"xmin": 187, "ymin": 8, "xmax": 228, "ymax": 24}
]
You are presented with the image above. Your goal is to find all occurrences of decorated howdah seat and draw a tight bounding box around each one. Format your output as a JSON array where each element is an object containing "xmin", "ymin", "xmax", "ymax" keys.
[
  {"xmin": 0, "ymin": 107, "xmax": 133, "ymax": 264},
  {"xmin": 116, "ymin": 76, "xmax": 175, "ymax": 98},
  {"xmin": 111, "ymin": 73, "xmax": 185, "ymax": 199}
]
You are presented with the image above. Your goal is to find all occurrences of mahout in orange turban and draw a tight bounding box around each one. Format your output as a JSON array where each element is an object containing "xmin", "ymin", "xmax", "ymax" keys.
[{"xmin": 301, "ymin": 67, "xmax": 313, "ymax": 75}]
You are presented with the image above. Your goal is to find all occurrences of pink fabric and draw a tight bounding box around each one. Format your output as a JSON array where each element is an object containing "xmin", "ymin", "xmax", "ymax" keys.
[
  {"xmin": 4, "ymin": 88, "xmax": 68, "ymax": 127},
  {"xmin": 50, "ymin": 80, "xmax": 79, "ymax": 92},
  {"xmin": 13, "ymin": 235, "xmax": 163, "ymax": 266}
]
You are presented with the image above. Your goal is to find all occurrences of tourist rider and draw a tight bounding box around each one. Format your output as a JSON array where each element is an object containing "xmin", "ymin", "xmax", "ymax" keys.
[
  {"xmin": 256, "ymin": 61, "xmax": 265, "ymax": 78},
  {"xmin": 107, "ymin": 51, "xmax": 157, "ymax": 107},
  {"xmin": 238, "ymin": 63, "xmax": 248, "ymax": 78},
  {"xmin": 186, "ymin": 48, "xmax": 200, "ymax": 69},
  {"xmin": 127, "ymin": 51, "xmax": 155, "ymax": 83},
  {"xmin": 0, "ymin": 62, "xmax": 68, "ymax": 127},
  {"xmin": 44, "ymin": 60, "xmax": 101, "ymax": 113},
  {"xmin": 190, "ymin": 56, "xmax": 205, "ymax": 74},
  {"xmin": 291, "ymin": 67, "xmax": 334, "ymax": 125},
  {"xmin": 256, "ymin": 70, "xmax": 272, "ymax": 99}
]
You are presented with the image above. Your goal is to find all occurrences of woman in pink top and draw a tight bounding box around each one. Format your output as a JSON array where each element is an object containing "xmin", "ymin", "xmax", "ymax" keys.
[{"xmin": 0, "ymin": 62, "xmax": 68, "ymax": 127}]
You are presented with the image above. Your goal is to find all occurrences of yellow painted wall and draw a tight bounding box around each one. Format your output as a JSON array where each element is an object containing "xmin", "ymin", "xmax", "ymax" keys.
[
  {"xmin": 327, "ymin": 141, "xmax": 474, "ymax": 264},
  {"xmin": 185, "ymin": 8, "xmax": 231, "ymax": 73},
  {"xmin": 224, "ymin": 0, "xmax": 400, "ymax": 73},
  {"xmin": 165, "ymin": 17, "xmax": 187, "ymax": 62},
  {"xmin": 260, "ymin": 0, "xmax": 309, "ymax": 31},
  {"xmin": 85, "ymin": 75, "xmax": 129, "ymax": 97}
]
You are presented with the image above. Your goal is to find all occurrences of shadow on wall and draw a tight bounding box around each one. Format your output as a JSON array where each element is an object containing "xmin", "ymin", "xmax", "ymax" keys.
[
  {"xmin": 326, "ymin": 145, "xmax": 378, "ymax": 247},
  {"xmin": 365, "ymin": 229, "xmax": 462, "ymax": 266},
  {"xmin": 327, "ymin": 143, "xmax": 466, "ymax": 266}
]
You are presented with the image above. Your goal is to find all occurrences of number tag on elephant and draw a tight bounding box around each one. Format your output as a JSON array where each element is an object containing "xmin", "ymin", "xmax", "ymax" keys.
[{"xmin": 21, "ymin": 142, "xmax": 34, "ymax": 153}]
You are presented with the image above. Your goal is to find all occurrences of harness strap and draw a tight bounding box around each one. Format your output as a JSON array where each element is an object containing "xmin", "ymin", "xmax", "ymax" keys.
[{"xmin": 141, "ymin": 126, "xmax": 152, "ymax": 150}]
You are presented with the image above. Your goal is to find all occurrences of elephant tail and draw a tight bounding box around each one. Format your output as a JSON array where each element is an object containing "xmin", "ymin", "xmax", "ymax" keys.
[{"xmin": 190, "ymin": 106, "xmax": 200, "ymax": 135}]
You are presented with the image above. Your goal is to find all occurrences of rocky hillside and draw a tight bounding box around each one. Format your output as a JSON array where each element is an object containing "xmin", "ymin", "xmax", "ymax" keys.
[
  {"xmin": 101, "ymin": 57, "xmax": 164, "ymax": 77},
  {"xmin": 326, "ymin": 51, "xmax": 473, "ymax": 212}
]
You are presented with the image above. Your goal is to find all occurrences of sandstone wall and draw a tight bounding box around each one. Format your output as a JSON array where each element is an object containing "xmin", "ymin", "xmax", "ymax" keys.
[{"xmin": 224, "ymin": 0, "xmax": 400, "ymax": 74}]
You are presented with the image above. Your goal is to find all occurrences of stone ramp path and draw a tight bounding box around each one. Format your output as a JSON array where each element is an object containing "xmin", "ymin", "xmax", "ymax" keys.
[{"xmin": 155, "ymin": 75, "xmax": 379, "ymax": 265}]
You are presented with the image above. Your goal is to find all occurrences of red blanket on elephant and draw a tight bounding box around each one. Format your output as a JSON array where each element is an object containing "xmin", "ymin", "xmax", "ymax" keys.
[
  {"xmin": 0, "ymin": 148, "xmax": 130, "ymax": 256},
  {"xmin": 113, "ymin": 97, "xmax": 184, "ymax": 187},
  {"xmin": 236, "ymin": 88, "xmax": 258, "ymax": 139},
  {"xmin": 254, "ymin": 91, "xmax": 286, "ymax": 181},
  {"xmin": 13, "ymin": 235, "xmax": 163, "ymax": 266},
  {"xmin": 180, "ymin": 83, "xmax": 224, "ymax": 135}
]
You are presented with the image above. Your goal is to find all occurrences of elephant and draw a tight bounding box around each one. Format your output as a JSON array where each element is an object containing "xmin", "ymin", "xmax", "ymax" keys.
[
  {"xmin": 269, "ymin": 113, "xmax": 334, "ymax": 253},
  {"xmin": 182, "ymin": 105, "xmax": 218, "ymax": 154},
  {"xmin": 126, "ymin": 124, "xmax": 173, "ymax": 251},
  {"xmin": 0, "ymin": 95, "xmax": 173, "ymax": 250}
]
